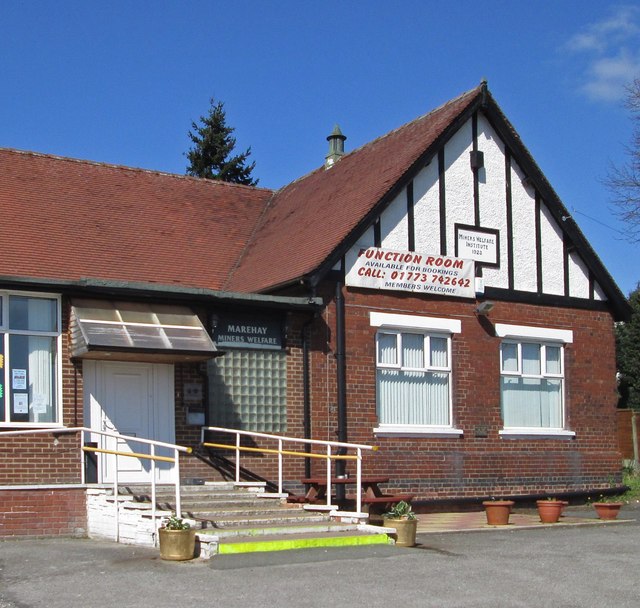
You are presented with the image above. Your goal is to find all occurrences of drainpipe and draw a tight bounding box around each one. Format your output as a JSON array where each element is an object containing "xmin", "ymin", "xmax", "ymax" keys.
[
  {"xmin": 302, "ymin": 313, "xmax": 315, "ymax": 479},
  {"xmin": 335, "ymin": 281, "xmax": 347, "ymax": 499}
]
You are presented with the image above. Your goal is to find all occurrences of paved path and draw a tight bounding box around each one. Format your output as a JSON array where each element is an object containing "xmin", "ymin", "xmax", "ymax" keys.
[{"xmin": 1, "ymin": 505, "xmax": 638, "ymax": 608}]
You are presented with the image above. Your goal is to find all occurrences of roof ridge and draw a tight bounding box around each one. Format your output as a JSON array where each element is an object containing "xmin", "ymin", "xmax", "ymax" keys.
[
  {"xmin": 273, "ymin": 85, "xmax": 483, "ymax": 193},
  {"xmin": 340, "ymin": 85, "xmax": 483, "ymax": 160},
  {"xmin": 0, "ymin": 147, "xmax": 274, "ymax": 193}
]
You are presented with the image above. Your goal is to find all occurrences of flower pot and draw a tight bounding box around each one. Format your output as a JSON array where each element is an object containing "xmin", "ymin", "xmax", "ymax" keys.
[
  {"xmin": 158, "ymin": 527, "xmax": 196, "ymax": 561},
  {"xmin": 593, "ymin": 502, "xmax": 624, "ymax": 520},
  {"xmin": 382, "ymin": 516, "xmax": 418, "ymax": 547},
  {"xmin": 482, "ymin": 500, "xmax": 514, "ymax": 525},
  {"xmin": 536, "ymin": 500, "xmax": 564, "ymax": 523}
]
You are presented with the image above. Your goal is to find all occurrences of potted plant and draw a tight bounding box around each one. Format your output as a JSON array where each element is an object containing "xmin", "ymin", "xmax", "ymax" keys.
[
  {"xmin": 482, "ymin": 498, "xmax": 514, "ymax": 525},
  {"xmin": 591, "ymin": 495, "xmax": 625, "ymax": 520},
  {"xmin": 536, "ymin": 498, "xmax": 564, "ymax": 523},
  {"xmin": 382, "ymin": 501, "xmax": 418, "ymax": 547},
  {"xmin": 158, "ymin": 515, "xmax": 197, "ymax": 561}
]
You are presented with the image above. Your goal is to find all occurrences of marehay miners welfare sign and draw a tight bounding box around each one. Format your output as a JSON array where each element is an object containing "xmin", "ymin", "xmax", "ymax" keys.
[{"xmin": 346, "ymin": 247, "xmax": 475, "ymax": 298}]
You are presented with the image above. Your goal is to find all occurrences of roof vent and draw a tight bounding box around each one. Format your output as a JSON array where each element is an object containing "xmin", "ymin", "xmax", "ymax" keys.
[{"xmin": 325, "ymin": 124, "xmax": 346, "ymax": 169}]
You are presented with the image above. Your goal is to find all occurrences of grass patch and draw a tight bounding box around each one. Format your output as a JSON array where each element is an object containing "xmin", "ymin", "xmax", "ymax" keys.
[{"xmin": 616, "ymin": 469, "xmax": 640, "ymax": 504}]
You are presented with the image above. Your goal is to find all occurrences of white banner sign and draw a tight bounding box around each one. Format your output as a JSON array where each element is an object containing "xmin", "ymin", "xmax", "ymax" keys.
[{"xmin": 346, "ymin": 247, "xmax": 475, "ymax": 298}]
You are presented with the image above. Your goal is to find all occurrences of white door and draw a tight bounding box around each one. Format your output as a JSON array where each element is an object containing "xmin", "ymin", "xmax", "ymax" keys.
[{"xmin": 84, "ymin": 361, "xmax": 175, "ymax": 484}]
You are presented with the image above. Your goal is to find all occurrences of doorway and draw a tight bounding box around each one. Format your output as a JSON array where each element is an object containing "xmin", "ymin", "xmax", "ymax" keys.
[{"xmin": 84, "ymin": 361, "xmax": 175, "ymax": 484}]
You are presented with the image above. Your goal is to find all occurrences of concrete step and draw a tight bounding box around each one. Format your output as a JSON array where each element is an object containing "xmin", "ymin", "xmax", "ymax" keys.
[
  {"xmin": 214, "ymin": 529, "xmax": 392, "ymax": 555},
  {"xmin": 117, "ymin": 482, "xmax": 387, "ymax": 557},
  {"xmin": 196, "ymin": 511, "xmax": 332, "ymax": 529},
  {"xmin": 180, "ymin": 505, "xmax": 315, "ymax": 519},
  {"xmin": 199, "ymin": 520, "xmax": 360, "ymax": 539},
  {"xmin": 155, "ymin": 497, "xmax": 273, "ymax": 510}
]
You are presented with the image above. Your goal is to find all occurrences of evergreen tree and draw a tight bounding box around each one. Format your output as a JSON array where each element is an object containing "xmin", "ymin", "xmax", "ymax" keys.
[
  {"xmin": 185, "ymin": 98, "xmax": 258, "ymax": 185},
  {"xmin": 616, "ymin": 284, "xmax": 640, "ymax": 409}
]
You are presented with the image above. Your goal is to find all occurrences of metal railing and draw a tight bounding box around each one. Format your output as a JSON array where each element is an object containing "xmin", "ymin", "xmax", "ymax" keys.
[
  {"xmin": 1, "ymin": 427, "xmax": 191, "ymax": 542},
  {"xmin": 201, "ymin": 426, "xmax": 377, "ymax": 515}
]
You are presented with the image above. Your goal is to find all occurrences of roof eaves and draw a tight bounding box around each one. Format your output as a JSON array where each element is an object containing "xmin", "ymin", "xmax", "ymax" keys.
[{"xmin": 0, "ymin": 275, "xmax": 322, "ymax": 311}]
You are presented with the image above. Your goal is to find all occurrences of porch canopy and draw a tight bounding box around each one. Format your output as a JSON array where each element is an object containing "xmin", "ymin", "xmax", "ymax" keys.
[{"xmin": 70, "ymin": 298, "xmax": 219, "ymax": 363}]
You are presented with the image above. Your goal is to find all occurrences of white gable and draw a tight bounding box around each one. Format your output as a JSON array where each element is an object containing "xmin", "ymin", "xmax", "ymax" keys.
[{"xmin": 344, "ymin": 110, "xmax": 605, "ymax": 302}]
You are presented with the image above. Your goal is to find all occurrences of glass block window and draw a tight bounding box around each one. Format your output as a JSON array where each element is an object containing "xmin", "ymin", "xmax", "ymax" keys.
[{"xmin": 207, "ymin": 349, "xmax": 287, "ymax": 432}]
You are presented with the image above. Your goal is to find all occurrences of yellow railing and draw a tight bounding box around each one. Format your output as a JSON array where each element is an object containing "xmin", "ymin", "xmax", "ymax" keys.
[{"xmin": 201, "ymin": 426, "xmax": 377, "ymax": 516}]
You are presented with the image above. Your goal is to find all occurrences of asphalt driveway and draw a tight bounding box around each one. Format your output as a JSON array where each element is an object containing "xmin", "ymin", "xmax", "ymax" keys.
[{"xmin": 1, "ymin": 505, "xmax": 638, "ymax": 608}]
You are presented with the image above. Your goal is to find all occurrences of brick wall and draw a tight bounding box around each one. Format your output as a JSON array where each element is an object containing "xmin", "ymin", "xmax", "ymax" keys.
[
  {"xmin": 0, "ymin": 488, "xmax": 86, "ymax": 537},
  {"xmin": 301, "ymin": 285, "xmax": 622, "ymax": 500}
]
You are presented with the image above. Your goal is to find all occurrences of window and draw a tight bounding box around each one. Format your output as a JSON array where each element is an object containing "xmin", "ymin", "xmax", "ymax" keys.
[
  {"xmin": 496, "ymin": 323, "xmax": 574, "ymax": 437},
  {"xmin": 1, "ymin": 293, "xmax": 61, "ymax": 425},
  {"xmin": 500, "ymin": 341, "xmax": 564, "ymax": 428},
  {"xmin": 371, "ymin": 312, "xmax": 461, "ymax": 436},
  {"xmin": 208, "ymin": 349, "xmax": 287, "ymax": 433}
]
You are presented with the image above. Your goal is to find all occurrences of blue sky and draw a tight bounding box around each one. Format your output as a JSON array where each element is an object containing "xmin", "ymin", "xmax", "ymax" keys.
[{"xmin": 1, "ymin": 1, "xmax": 639, "ymax": 295}]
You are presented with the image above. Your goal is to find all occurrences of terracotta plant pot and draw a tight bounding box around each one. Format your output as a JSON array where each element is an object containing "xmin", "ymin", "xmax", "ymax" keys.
[
  {"xmin": 382, "ymin": 516, "xmax": 418, "ymax": 547},
  {"xmin": 593, "ymin": 502, "xmax": 624, "ymax": 520},
  {"xmin": 158, "ymin": 527, "xmax": 197, "ymax": 561},
  {"xmin": 482, "ymin": 500, "xmax": 514, "ymax": 525},
  {"xmin": 536, "ymin": 500, "xmax": 564, "ymax": 523}
]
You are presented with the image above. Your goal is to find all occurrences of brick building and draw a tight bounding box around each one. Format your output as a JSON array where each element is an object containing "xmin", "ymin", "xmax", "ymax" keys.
[{"xmin": 0, "ymin": 82, "xmax": 630, "ymax": 536}]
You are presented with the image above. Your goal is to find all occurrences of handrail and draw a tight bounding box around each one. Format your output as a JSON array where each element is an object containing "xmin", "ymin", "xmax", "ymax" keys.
[
  {"xmin": 203, "ymin": 442, "xmax": 358, "ymax": 460},
  {"xmin": 1, "ymin": 427, "xmax": 191, "ymax": 543},
  {"xmin": 201, "ymin": 426, "xmax": 377, "ymax": 515}
]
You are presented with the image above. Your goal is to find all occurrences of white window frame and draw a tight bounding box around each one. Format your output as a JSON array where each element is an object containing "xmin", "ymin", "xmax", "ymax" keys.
[
  {"xmin": 496, "ymin": 323, "xmax": 575, "ymax": 439},
  {"xmin": 0, "ymin": 290, "xmax": 63, "ymax": 428},
  {"xmin": 371, "ymin": 312, "xmax": 463, "ymax": 437}
]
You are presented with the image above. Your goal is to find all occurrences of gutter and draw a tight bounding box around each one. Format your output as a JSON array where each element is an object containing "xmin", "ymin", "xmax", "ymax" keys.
[{"xmin": 0, "ymin": 275, "xmax": 323, "ymax": 311}]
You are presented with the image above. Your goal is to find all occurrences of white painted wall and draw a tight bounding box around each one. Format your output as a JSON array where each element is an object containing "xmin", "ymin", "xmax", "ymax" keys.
[
  {"xmin": 443, "ymin": 121, "xmax": 475, "ymax": 252},
  {"xmin": 413, "ymin": 159, "xmax": 440, "ymax": 253},
  {"xmin": 569, "ymin": 251, "xmax": 590, "ymax": 299},
  {"xmin": 380, "ymin": 187, "xmax": 408, "ymax": 250},
  {"xmin": 510, "ymin": 157, "xmax": 537, "ymax": 292},
  {"xmin": 345, "ymin": 111, "xmax": 605, "ymax": 303},
  {"xmin": 478, "ymin": 115, "xmax": 509, "ymax": 289},
  {"xmin": 539, "ymin": 203, "xmax": 565, "ymax": 295}
]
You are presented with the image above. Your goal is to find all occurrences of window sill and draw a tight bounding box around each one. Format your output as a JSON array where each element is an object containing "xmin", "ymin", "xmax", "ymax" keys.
[
  {"xmin": 374, "ymin": 425, "xmax": 463, "ymax": 438},
  {"xmin": 499, "ymin": 428, "xmax": 575, "ymax": 440},
  {"xmin": 0, "ymin": 423, "xmax": 65, "ymax": 430}
]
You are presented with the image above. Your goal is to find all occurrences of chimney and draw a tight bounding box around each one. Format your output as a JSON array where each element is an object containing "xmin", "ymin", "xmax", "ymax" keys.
[{"xmin": 325, "ymin": 124, "xmax": 346, "ymax": 169}]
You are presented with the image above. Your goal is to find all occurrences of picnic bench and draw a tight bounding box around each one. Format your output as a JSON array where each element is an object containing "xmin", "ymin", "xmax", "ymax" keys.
[{"xmin": 298, "ymin": 475, "xmax": 414, "ymax": 514}]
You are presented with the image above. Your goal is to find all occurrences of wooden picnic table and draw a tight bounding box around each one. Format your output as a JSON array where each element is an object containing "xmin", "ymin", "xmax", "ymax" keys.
[{"xmin": 299, "ymin": 475, "xmax": 391, "ymax": 502}]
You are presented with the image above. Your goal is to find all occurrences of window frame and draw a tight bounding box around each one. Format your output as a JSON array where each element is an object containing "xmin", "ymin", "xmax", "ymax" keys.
[
  {"xmin": 0, "ymin": 290, "xmax": 63, "ymax": 428},
  {"xmin": 371, "ymin": 312, "xmax": 462, "ymax": 438},
  {"xmin": 495, "ymin": 323, "xmax": 575, "ymax": 439}
]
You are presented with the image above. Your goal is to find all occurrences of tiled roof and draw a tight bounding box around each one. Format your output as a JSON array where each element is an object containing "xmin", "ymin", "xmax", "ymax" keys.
[
  {"xmin": 226, "ymin": 85, "xmax": 483, "ymax": 292},
  {"xmin": 0, "ymin": 149, "xmax": 272, "ymax": 291},
  {"xmin": 0, "ymin": 84, "xmax": 485, "ymax": 296}
]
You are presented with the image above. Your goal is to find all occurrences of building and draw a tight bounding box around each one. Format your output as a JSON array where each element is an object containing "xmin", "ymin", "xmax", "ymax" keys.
[{"xmin": 0, "ymin": 82, "xmax": 630, "ymax": 537}]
